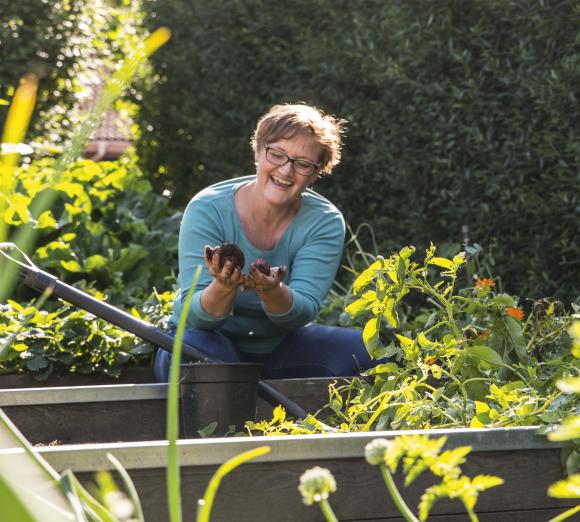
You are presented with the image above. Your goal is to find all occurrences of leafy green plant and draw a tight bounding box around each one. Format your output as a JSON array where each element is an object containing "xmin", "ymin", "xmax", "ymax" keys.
[
  {"xmin": 300, "ymin": 434, "xmax": 502, "ymax": 522},
  {"xmin": 0, "ymin": 23, "xmax": 172, "ymax": 521},
  {"xmin": 545, "ymin": 320, "xmax": 580, "ymax": 522},
  {"xmin": 0, "ymin": 288, "xmax": 173, "ymax": 379},
  {"xmin": 251, "ymin": 244, "xmax": 578, "ymax": 435},
  {"xmin": 6, "ymin": 153, "xmax": 181, "ymax": 306}
]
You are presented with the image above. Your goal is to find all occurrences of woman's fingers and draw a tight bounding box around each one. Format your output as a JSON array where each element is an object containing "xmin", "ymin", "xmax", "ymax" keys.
[{"xmin": 274, "ymin": 265, "xmax": 287, "ymax": 283}]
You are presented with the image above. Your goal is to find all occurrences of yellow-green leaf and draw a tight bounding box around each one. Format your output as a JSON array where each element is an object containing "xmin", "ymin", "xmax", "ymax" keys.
[
  {"xmin": 345, "ymin": 291, "xmax": 377, "ymax": 317},
  {"xmin": 475, "ymin": 401, "xmax": 490, "ymax": 415},
  {"xmin": 395, "ymin": 334, "xmax": 415, "ymax": 351},
  {"xmin": 54, "ymin": 181, "xmax": 85, "ymax": 198},
  {"xmin": 430, "ymin": 364, "xmax": 442, "ymax": 379},
  {"xmin": 548, "ymin": 474, "xmax": 580, "ymax": 499},
  {"xmin": 363, "ymin": 316, "xmax": 381, "ymax": 353},
  {"xmin": 452, "ymin": 252, "xmax": 466, "ymax": 265},
  {"xmin": 417, "ymin": 332, "xmax": 431, "ymax": 348},
  {"xmin": 353, "ymin": 260, "xmax": 382, "ymax": 294},
  {"xmin": 557, "ymin": 376, "xmax": 580, "ymax": 394},
  {"xmin": 548, "ymin": 416, "xmax": 580, "ymax": 442},
  {"xmin": 84, "ymin": 254, "xmax": 107, "ymax": 272},
  {"xmin": 35, "ymin": 210, "xmax": 57, "ymax": 230},
  {"xmin": 429, "ymin": 257, "xmax": 454, "ymax": 269},
  {"xmin": 382, "ymin": 298, "xmax": 398, "ymax": 328},
  {"xmin": 60, "ymin": 260, "xmax": 82, "ymax": 272},
  {"xmin": 12, "ymin": 343, "xmax": 28, "ymax": 352}
]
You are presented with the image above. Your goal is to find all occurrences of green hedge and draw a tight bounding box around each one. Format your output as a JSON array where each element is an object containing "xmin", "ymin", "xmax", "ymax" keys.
[{"xmin": 138, "ymin": 0, "xmax": 579, "ymax": 303}]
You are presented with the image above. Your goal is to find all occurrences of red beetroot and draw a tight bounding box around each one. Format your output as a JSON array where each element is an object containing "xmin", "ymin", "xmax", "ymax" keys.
[
  {"xmin": 250, "ymin": 258, "xmax": 271, "ymax": 276},
  {"xmin": 207, "ymin": 242, "xmax": 245, "ymax": 270}
]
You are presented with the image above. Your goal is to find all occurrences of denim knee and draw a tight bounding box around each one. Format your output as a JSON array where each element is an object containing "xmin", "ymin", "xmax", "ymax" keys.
[{"xmin": 153, "ymin": 327, "xmax": 242, "ymax": 382}]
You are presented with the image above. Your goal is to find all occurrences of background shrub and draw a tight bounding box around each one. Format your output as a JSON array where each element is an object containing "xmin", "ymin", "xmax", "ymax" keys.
[
  {"xmin": 1, "ymin": 155, "xmax": 180, "ymax": 378},
  {"xmin": 137, "ymin": 0, "xmax": 579, "ymax": 303},
  {"xmin": 9, "ymin": 154, "xmax": 181, "ymax": 305},
  {"xmin": 0, "ymin": 0, "xmax": 144, "ymax": 145}
]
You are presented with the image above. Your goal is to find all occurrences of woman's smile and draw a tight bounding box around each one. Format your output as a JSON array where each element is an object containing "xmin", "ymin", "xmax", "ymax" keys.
[{"xmin": 270, "ymin": 174, "xmax": 293, "ymax": 188}]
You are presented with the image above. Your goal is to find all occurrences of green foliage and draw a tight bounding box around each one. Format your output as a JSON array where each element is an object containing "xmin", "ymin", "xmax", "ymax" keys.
[
  {"xmin": 301, "ymin": 435, "xmax": 502, "ymax": 522},
  {"xmin": 0, "ymin": 290, "xmax": 173, "ymax": 379},
  {"xmin": 252, "ymin": 245, "xmax": 579, "ymax": 435},
  {"xmin": 365, "ymin": 435, "xmax": 503, "ymax": 522},
  {"xmin": 0, "ymin": 0, "xmax": 143, "ymax": 145},
  {"xmin": 6, "ymin": 154, "xmax": 180, "ymax": 305},
  {"xmin": 138, "ymin": 0, "xmax": 579, "ymax": 302}
]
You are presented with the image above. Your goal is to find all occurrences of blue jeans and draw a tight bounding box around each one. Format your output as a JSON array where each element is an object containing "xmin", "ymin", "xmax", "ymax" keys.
[{"xmin": 153, "ymin": 324, "xmax": 373, "ymax": 381}]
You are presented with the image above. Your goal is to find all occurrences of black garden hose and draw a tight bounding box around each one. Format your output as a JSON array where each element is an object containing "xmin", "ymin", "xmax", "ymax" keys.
[{"xmin": 2, "ymin": 246, "xmax": 307, "ymax": 418}]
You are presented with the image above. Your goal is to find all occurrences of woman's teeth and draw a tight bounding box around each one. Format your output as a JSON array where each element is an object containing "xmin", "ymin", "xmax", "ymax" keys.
[{"xmin": 272, "ymin": 175, "xmax": 292, "ymax": 186}]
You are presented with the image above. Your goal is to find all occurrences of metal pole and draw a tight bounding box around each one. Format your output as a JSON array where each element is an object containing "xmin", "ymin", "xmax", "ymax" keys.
[{"xmin": 19, "ymin": 265, "xmax": 307, "ymax": 418}]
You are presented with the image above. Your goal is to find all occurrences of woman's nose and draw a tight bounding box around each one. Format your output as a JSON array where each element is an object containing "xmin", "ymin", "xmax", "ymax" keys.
[{"xmin": 278, "ymin": 161, "xmax": 294, "ymax": 175}]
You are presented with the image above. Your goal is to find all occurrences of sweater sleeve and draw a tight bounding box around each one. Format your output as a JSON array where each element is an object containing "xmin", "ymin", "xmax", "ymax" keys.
[
  {"xmin": 173, "ymin": 197, "xmax": 231, "ymax": 329},
  {"xmin": 263, "ymin": 210, "xmax": 345, "ymax": 329}
]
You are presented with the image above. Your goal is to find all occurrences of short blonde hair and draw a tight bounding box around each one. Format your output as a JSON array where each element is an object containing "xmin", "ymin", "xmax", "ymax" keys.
[{"xmin": 251, "ymin": 103, "xmax": 347, "ymax": 175}]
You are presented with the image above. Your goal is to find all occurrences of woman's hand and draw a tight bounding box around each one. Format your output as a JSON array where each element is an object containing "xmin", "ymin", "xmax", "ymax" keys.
[
  {"xmin": 204, "ymin": 245, "xmax": 244, "ymax": 290},
  {"xmin": 243, "ymin": 265, "xmax": 287, "ymax": 294}
]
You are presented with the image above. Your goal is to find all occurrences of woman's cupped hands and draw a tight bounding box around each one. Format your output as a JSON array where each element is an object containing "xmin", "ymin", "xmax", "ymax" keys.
[{"xmin": 204, "ymin": 245, "xmax": 286, "ymax": 293}]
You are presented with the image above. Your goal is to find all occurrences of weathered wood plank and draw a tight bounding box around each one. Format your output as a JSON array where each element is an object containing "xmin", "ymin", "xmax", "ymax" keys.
[
  {"xmin": 0, "ymin": 368, "xmax": 156, "ymax": 388},
  {"xmin": 5, "ymin": 401, "xmax": 167, "ymax": 445},
  {"xmin": 69, "ymin": 449, "xmax": 574, "ymax": 522},
  {"xmin": 0, "ymin": 377, "xmax": 339, "ymax": 444}
]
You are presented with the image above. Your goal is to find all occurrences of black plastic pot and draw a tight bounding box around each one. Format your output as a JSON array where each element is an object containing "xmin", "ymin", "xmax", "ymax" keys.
[{"xmin": 180, "ymin": 363, "xmax": 262, "ymax": 437}]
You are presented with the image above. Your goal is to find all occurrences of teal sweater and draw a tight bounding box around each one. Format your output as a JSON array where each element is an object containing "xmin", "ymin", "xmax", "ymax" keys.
[{"xmin": 170, "ymin": 176, "xmax": 345, "ymax": 354}]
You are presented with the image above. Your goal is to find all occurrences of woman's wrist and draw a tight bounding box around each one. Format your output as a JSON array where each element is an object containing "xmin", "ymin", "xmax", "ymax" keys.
[{"xmin": 256, "ymin": 281, "xmax": 282, "ymax": 295}]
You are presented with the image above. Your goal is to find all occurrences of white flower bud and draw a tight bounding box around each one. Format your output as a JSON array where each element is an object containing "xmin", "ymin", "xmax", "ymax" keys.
[
  {"xmin": 365, "ymin": 438, "xmax": 391, "ymax": 465},
  {"xmin": 298, "ymin": 466, "xmax": 337, "ymax": 505}
]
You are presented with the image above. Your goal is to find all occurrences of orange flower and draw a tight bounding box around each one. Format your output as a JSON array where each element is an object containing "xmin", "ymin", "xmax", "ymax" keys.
[
  {"xmin": 425, "ymin": 356, "xmax": 438, "ymax": 366},
  {"xmin": 479, "ymin": 330, "xmax": 490, "ymax": 340},
  {"xmin": 475, "ymin": 278, "xmax": 495, "ymax": 290},
  {"xmin": 505, "ymin": 306, "xmax": 524, "ymax": 321}
]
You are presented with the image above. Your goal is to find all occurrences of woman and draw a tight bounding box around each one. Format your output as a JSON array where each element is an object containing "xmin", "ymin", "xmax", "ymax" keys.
[{"xmin": 154, "ymin": 103, "xmax": 373, "ymax": 381}]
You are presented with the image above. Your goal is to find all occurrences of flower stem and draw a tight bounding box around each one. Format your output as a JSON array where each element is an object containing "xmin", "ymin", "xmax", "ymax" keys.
[
  {"xmin": 548, "ymin": 505, "xmax": 580, "ymax": 522},
  {"xmin": 319, "ymin": 499, "xmax": 339, "ymax": 522},
  {"xmin": 466, "ymin": 505, "xmax": 479, "ymax": 522},
  {"xmin": 379, "ymin": 464, "xmax": 419, "ymax": 522}
]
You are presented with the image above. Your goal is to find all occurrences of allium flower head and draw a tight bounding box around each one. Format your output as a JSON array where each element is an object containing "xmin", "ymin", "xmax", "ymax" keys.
[
  {"xmin": 298, "ymin": 466, "xmax": 337, "ymax": 505},
  {"xmin": 365, "ymin": 438, "xmax": 391, "ymax": 465}
]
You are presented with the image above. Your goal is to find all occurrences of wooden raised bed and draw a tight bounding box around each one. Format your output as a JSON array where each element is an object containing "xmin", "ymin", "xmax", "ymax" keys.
[
  {"xmin": 0, "ymin": 378, "xmax": 338, "ymax": 444},
  {"xmin": 3, "ymin": 427, "xmax": 573, "ymax": 522}
]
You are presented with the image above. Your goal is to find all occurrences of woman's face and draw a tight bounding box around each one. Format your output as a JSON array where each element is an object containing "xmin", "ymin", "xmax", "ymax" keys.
[{"xmin": 254, "ymin": 133, "xmax": 322, "ymax": 209}]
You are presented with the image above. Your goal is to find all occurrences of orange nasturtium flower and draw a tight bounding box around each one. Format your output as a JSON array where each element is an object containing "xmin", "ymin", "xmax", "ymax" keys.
[
  {"xmin": 475, "ymin": 278, "xmax": 495, "ymax": 290},
  {"xmin": 505, "ymin": 306, "xmax": 524, "ymax": 321}
]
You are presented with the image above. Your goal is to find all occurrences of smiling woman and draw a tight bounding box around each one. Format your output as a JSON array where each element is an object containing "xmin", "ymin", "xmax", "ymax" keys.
[{"xmin": 154, "ymin": 103, "xmax": 377, "ymax": 382}]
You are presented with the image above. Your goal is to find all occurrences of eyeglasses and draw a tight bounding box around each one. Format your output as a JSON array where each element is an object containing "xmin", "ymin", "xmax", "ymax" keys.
[{"xmin": 264, "ymin": 144, "xmax": 321, "ymax": 177}]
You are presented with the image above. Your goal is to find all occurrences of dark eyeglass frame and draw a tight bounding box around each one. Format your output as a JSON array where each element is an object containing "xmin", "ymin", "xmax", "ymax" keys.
[{"xmin": 264, "ymin": 143, "xmax": 321, "ymax": 177}]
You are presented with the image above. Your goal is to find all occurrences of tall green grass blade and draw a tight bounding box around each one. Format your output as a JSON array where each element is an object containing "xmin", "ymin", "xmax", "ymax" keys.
[
  {"xmin": 167, "ymin": 265, "xmax": 202, "ymax": 522},
  {"xmin": 0, "ymin": 408, "xmax": 60, "ymax": 481},
  {"xmin": 61, "ymin": 470, "xmax": 118, "ymax": 522},
  {"xmin": 196, "ymin": 446, "xmax": 271, "ymax": 522},
  {"xmin": 59, "ymin": 471, "xmax": 91, "ymax": 522},
  {"xmin": 0, "ymin": 425, "xmax": 74, "ymax": 522},
  {"xmin": 107, "ymin": 452, "xmax": 144, "ymax": 522}
]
